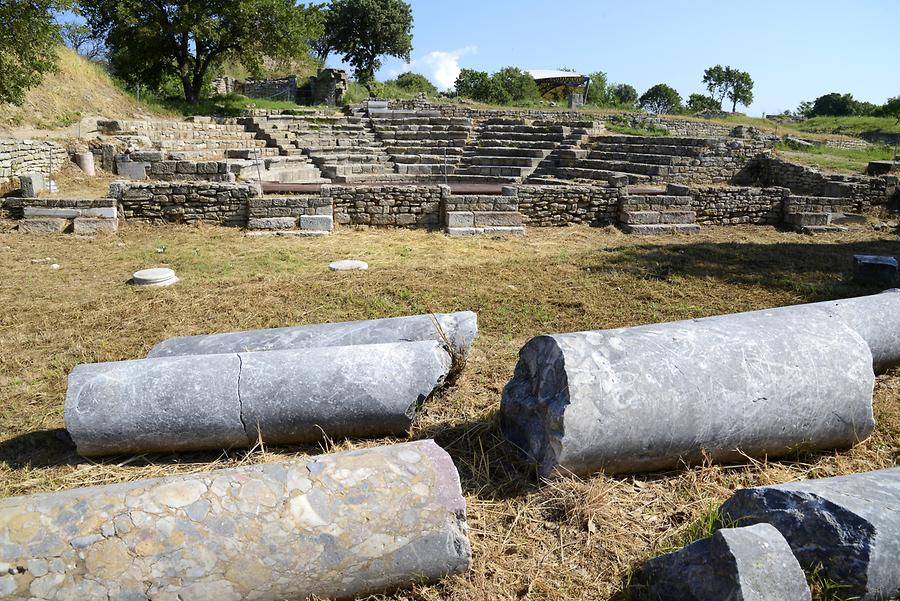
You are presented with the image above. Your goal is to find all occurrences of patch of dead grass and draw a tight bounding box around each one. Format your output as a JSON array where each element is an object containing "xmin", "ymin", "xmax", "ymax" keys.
[{"xmin": 0, "ymin": 223, "xmax": 898, "ymax": 600}]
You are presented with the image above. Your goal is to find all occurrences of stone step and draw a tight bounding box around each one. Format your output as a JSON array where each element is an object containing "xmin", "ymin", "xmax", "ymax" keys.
[
  {"xmin": 478, "ymin": 125, "xmax": 566, "ymax": 134},
  {"xmin": 380, "ymin": 139, "xmax": 467, "ymax": 148},
  {"xmin": 464, "ymin": 146, "xmax": 548, "ymax": 158},
  {"xmin": 396, "ymin": 163, "xmax": 458, "ymax": 175},
  {"xmin": 446, "ymin": 225, "xmax": 525, "ymax": 237},
  {"xmin": 797, "ymin": 225, "xmax": 849, "ymax": 235},
  {"xmin": 457, "ymin": 165, "xmax": 531, "ymax": 177},
  {"xmin": 378, "ymin": 130, "xmax": 470, "ymax": 141},
  {"xmin": 370, "ymin": 117, "xmax": 472, "ymax": 126},
  {"xmin": 566, "ymin": 159, "xmax": 671, "ymax": 177},
  {"xmin": 443, "ymin": 174, "xmax": 520, "ymax": 184},
  {"xmin": 621, "ymin": 195, "xmax": 693, "ymax": 206},
  {"xmin": 589, "ymin": 151, "xmax": 695, "ymax": 166},
  {"xmin": 595, "ymin": 135, "xmax": 714, "ymax": 146},
  {"xmin": 390, "ymin": 153, "xmax": 465, "ymax": 164},
  {"xmin": 309, "ymin": 153, "xmax": 391, "ymax": 164},
  {"xmin": 475, "ymin": 132, "xmax": 566, "ymax": 142},
  {"xmin": 590, "ymin": 142, "xmax": 708, "ymax": 157},
  {"xmin": 784, "ymin": 212, "xmax": 831, "ymax": 227},
  {"xmin": 621, "ymin": 223, "xmax": 701, "ymax": 235},
  {"xmin": 331, "ymin": 173, "xmax": 411, "ymax": 183},
  {"xmin": 466, "ymin": 156, "xmax": 542, "ymax": 167},
  {"xmin": 470, "ymin": 139, "xmax": 559, "ymax": 149},
  {"xmin": 620, "ymin": 210, "xmax": 696, "ymax": 225},
  {"xmin": 554, "ymin": 167, "xmax": 647, "ymax": 185}
]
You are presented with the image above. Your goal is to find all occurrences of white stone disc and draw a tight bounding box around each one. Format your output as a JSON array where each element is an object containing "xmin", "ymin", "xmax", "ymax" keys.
[
  {"xmin": 133, "ymin": 267, "xmax": 178, "ymax": 286},
  {"xmin": 329, "ymin": 260, "xmax": 369, "ymax": 271}
]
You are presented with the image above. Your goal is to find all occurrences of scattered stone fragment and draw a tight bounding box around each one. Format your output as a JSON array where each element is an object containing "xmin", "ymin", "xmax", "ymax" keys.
[
  {"xmin": 147, "ymin": 311, "xmax": 478, "ymax": 360},
  {"xmin": 132, "ymin": 267, "xmax": 178, "ymax": 287},
  {"xmin": 501, "ymin": 301, "xmax": 875, "ymax": 476},
  {"xmin": 74, "ymin": 152, "xmax": 96, "ymax": 176},
  {"xmin": 49, "ymin": 264, "xmax": 60, "ymax": 270},
  {"xmin": 329, "ymin": 259, "xmax": 368, "ymax": 271},
  {"xmin": 66, "ymin": 341, "xmax": 452, "ymax": 456},
  {"xmin": 640, "ymin": 523, "xmax": 811, "ymax": 601},
  {"xmin": 0, "ymin": 440, "xmax": 472, "ymax": 600},
  {"xmin": 853, "ymin": 255, "xmax": 897, "ymax": 287},
  {"xmin": 721, "ymin": 467, "xmax": 900, "ymax": 601}
]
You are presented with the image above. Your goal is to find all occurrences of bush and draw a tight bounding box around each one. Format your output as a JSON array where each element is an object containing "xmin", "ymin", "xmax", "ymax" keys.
[
  {"xmin": 608, "ymin": 83, "xmax": 638, "ymax": 109},
  {"xmin": 686, "ymin": 93, "xmax": 720, "ymax": 114},
  {"xmin": 639, "ymin": 83, "xmax": 682, "ymax": 115},
  {"xmin": 454, "ymin": 66, "xmax": 540, "ymax": 105},
  {"xmin": 392, "ymin": 71, "xmax": 437, "ymax": 95}
]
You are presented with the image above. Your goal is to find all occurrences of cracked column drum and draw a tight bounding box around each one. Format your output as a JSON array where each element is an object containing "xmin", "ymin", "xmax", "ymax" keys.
[
  {"xmin": 146, "ymin": 311, "xmax": 478, "ymax": 360},
  {"xmin": 501, "ymin": 308, "xmax": 876, "ymax": 476},
  {"xmin": 65, "ymin": 341, "xmax": 452, "ymax": 456},
  {"xmin": 0, "ymin": 440, "xmax": 472, "ymax": 600}
]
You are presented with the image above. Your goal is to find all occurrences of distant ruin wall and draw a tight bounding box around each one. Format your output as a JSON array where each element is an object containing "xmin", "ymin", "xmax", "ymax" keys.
[
  {"xmin": 604, "ymin": 114, "xmax": 737, "ymax": 138},
  {"xmin": 244, "ymin": 77, "xmax": 298, "ymax": 102},
  {"xmin": 0, "ymin": 139, "xmax": 68, "ymax": 192}
]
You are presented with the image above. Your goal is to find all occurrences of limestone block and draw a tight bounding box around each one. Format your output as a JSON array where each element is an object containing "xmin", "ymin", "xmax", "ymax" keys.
[
  {"xmin": 446, "ymin": 212, "xmax": 475, "ymax": 228},
  {"xmin": 640, "ymin": 524, "xmax": 811, "ymax": 601},
  {"xmin": 19, "ymin": 217, "xmax": 68, "ymax": 234},
  {"xmin": 115, "ymin": 160, "xmax": 149, "ymax": 180},
  {"xmin": 73, "ymin": 217, "xmax": 118, "ymax": 235},
  {"xmin": 147, "ymin": 311, "xmax": 477, "ymax": 360},
  {"xmin": 473, "ymin": 211, "xmax": 523, "ymax": 227},
  {"xmin": 74, "ymin": 152, "xmax": 96, "ymax": 176},
  {"xmin": 247, "ymin": 217, "xmax": 297, "ymax": 230},
  {"xmin": 18, "ymin": 173, "xmax": 44, "ymax": 197},
  {"xmin": 0, "ymin": 440, "xmax": 472, "ymax": 600},
  {"xmin": 66, "ymin": 341, "xmax": 453, "ymax": 456},
  {"xmin": 721, "ymin": 468, "xmax": 900, "ymax": 600},
  {"xmin": 500, "ymin": 304, "xmax": 875, "ymax": 476},
  {"xmin": 24, "ymin": 206, "xmax": 117, "ymax": 219},
  {"xmin": 299, "ymin": 214, "xmax": 333, "ymax": 231}
]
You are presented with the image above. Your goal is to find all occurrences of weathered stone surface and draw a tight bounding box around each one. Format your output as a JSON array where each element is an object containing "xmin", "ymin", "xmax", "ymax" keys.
[
  {"xmin": 300, "ymin": 214, "xmax": 333, "ymax": 231},
  {"xmin": 24, "ymin": 206, "xmax": 117, "ymax": 219},
  {"xmin": 73, "ymin": 217, "xmax": 118, "ymax": 235},
  {"xmin": 115, "ymin": 160, "xmax": 149, "ymax": 181},
  {"xmin": 330, "ymin": 259, "xmax": 368, "ymax": 271},
  {"xmin": 146, "ymin": 311, "xmax": 478, "ymax": 359},
  {"xmin": 18, "ymin": 173, "xmax": 44, "ymax": 197},
  {"xmin": 247, "ymin": 216, "xmax": 296, "ymax": 230},
  {"xmin": 0, "ymin": 440, "xmax": 472, "ymax": 600},
  {"xmin": 640, "ymin": 524, "xmax": 811, "ymax": 601},
  {"xmin": 74, "ymin": 152, "xmax": 96, "ymax": 176},
  {"xmin": 500, "ymin": 305, "xmax": 875, "ymax": 476},
  {"xmin": 66, "ymin": 341, "xmax": 452, "ymax": 455},
  {"xmin": 853, "ymin": 255, "xmax": 898, "ymax": 287},
  {"xmin": 721, "ymin": 468, "xmax": 900, "ymax": 601},
  {"xmin": 132, "ymin": 267, "xmax": 178, "ymax": 286},
  {"xmin": 19, "ymin": 217, "xmax": 67, "ymax": 234}
]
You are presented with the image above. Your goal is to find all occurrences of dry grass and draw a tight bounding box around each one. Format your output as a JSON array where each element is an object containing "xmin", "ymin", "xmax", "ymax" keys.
[{"xmin": 1, "ymin": 223, "xmax": 898, "ymax": 600}]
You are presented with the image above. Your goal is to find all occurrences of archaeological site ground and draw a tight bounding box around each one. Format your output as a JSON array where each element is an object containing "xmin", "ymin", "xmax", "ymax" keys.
[{"xmin": 2, "ymin": 7, "xmax": 900, "ymax": 599}]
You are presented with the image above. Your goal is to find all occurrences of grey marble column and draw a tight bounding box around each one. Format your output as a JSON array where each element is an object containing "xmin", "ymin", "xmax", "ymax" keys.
[
  {"xmin": 501, "ymin": 306, "xmax": 875, "ymax": 476},
  {"xmin": 146, "ymin": 311, "xmax": 478, "ymax": 361},
  {"xmin": 0, "ymin": 440, "xmax": 472, "ymax": 600},
  {"xmin": 66, "ymin": 341, "xmax": 452, "ymax": 456}
]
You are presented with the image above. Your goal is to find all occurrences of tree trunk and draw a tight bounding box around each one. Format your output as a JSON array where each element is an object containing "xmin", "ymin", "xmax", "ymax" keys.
[{"xmin": 732, "ymin": 98, "xmax": 738, "ymax": 112}]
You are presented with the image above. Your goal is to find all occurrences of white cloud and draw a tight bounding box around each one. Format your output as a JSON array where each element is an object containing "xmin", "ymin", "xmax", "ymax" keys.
[{"xmin": 390, "ymin": 46, "xmax": 478, "ymax": 91}]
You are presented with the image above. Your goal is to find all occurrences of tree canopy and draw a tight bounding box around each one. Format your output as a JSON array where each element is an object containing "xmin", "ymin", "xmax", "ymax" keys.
[
  {"xmin": 639, "ymin": 83, "xmax": 682, "ymax": 115},
  {"xmin": 0, "ymin": 0, "xmax": 65, "ymax": 105},
  {"xmin": 702, "ymin": 64, "xmax": 754, "ymax": 112},
  {"xmin": 882, "ymin": 96, "xmax": 900, "ymax": 124},
  {"xmin": 392, "ymin": 72, "xmax": 436, "ymax": 95},
  {"xmin": 454, "ymin": 67, "xmax": 539, "ymax": 105},
  {"xmin": 608, "ymin": 83, "xmax": 638, "ymax": 108},
  {"xmin": 78, "ymin": 0, "xmax": 319, "ymax": 103},
  {"xmin": 686, "ymin": 93, "xmax": 721, "ymax": 114},
  {"xmin": 324, "ymin": 0, "xmax": 412, "ymax": 87}
]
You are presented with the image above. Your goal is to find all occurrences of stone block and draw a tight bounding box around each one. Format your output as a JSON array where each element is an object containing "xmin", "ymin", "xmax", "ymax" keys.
[
  {"xmin": 147, "ymin": 311, "xmax": 478, "ymax": 360},
  {"xmin": 473, "ymin": 211, "xmax": 523, "ymax": 227},
  {"xmin": 74, "ymin": 152, "xmax": 96, "ymax": 176},
  {"xmin": 446, "ymin": 211, "xmax": 475, "ymax": 228},
  {"xmin": 19, "ymin": 173, "xmax": 44, "ymax": 197},
  {"xmin": 19, "ymin": 217, "xmax": 68, "ymax": 234},
  {"xmin": 852, "ymin": 255, "xmax": 898, "ymax": 287},
  {"xmin": 299, "ymin": 214, "xmax": 333, "ymax": 231},
  {"xmin": 620, "ymin": 210, "xmax": 660, "ymax": 225},
  {"xmin": 73, "ymin": 217, "xmax": 118, "ymax": 235},
  {"xmin": 0, "ymin": 440, "xmax": 471, "ymax": 600},
  {"xmin": 248, "ymin": 217, "xmax": 297, "ymax": 230},
  {"xmin": 640, "ymin": 524, "xmax": 810, "ymax": 601},
  {"xmin": 721, "ymin": 468, "xmax": 900, "ymax": 601},
  {"xmin": 115, "ymin": 160, "xmax": 149, "ymax": 180}
]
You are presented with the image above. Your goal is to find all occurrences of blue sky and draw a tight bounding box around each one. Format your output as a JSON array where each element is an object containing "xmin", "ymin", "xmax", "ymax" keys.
[{"xmin": 328, "ymin": 0, "xmax": 899, "ymax": 116}]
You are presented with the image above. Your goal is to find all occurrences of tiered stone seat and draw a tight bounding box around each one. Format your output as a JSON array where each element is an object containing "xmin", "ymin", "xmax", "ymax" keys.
[
  {"xmin": 371, "ymin": 116, "xmax": 474, "ymax": 179},
  {"xmin": 783, "ymin": 195, "xmax": 859, "ymax": 234},
  {"xmin": 449, "ymin": 119, "xmax": 569, "ymax": 184},
  {"xmin": 618, "ymin": 189, "xmax": 700, "ymax": 235},
  {"xmin": 526, "ymin": 120, "xmax": 598, "ymax": 184}
]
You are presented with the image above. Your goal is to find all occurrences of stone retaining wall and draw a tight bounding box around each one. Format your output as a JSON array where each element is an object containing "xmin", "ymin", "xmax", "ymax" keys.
[
  {"xmin": 0, "ymin": 139, "xmax": 68, "ymax": 192},
  {"xmin": 605, "ymin": 114, "xmax": 736, "ymax": 138},
  {"xmin": 328, "ymin": 185, "xmax": 442, "ymax": 227},
  {"xmin": 692, "ymin": 186, "xmax": 787, "ymax": 225},
  {"xmin": 517, "ymin": 185, "xmax": 619, "ymax": 226},
  {"xmin": 112, "ymin": 181, "xmax": 257, "ymax": 225}
]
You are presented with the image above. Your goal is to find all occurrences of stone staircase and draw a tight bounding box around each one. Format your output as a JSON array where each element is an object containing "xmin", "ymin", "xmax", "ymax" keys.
[
  {"xmin": 618, "ymin": 187, "xmax": 700, "ymax": 235},
  {"xmin": 370, "ymin": 115, "xmax": 475, "ymax": 181},
  {"xmin": 783, "ymin": 195, "xmax": 861, "ymax": 234},
  {"xmin": 442, "ymin": 187, "xmax": 525, "ymax": 236},
  {"xmin": 527, "ymin": 121, "xmax": 601, "ymax": 184}
]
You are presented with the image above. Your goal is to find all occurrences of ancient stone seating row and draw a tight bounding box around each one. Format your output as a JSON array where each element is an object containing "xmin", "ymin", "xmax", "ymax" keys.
[
  {"xmin": 371, "ymin": 117, "xmax": 475, "ymax": 178},
  {"xmin": 102, "ymin": 118, "xmax": 277, "ymax": 160}
]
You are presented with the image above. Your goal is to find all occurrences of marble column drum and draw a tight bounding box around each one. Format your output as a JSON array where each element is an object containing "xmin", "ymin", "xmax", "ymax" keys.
[
  {"xmin": 0, "ymin": 440, "xmax": 472, "ymax": 600},
  {"xmin": 146, "ymin": 311, "xmax": 478, "ymax": 361},
  {"xmin": 66, "ymin": 341, "xmax": 452, "ymax": 456}
]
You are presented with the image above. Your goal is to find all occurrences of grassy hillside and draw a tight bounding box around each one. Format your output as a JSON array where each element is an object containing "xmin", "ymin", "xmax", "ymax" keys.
[{"xmin": 0, "ymin": 47, "xmax": 164, "ymax": 131}]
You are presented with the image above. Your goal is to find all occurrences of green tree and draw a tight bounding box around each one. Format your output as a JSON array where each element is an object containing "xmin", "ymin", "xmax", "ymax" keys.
[
  {"xmin": 326, "ymin": 0, "xmax": 412, "ymax": 88},
  {"xmin": 702, "ymin": 64, "xmax": 728, "ymax": 107},
  {"xmin": 79, "ymin": 0, "xmax": 318, "ymax": 104},
  {"xmin": 881, "ymin": 96, "xmax": 900, "ymax": 124},
  {"xmin": 61, "ymin": 21, "xmax": 104, "ymax": 62},
  {"xmin": 702, "ymin": 65, "xmax": 754, "ymax": 111},
  {"xmin": 686, "ymin": 93, "xmax": 721, "ymax": 113},
  {"xmin": 809, "ymin": 92, "xmax": 858, "ymax": 117},
  {"xmin": 586, "ymin": 71, "xmax": 609, "ymax": 105},
  {"xmin": 0, "ymin": 0, "xmax": 65, "ymax": 105},
  {"xmin": 455, "ymin": 68, "xmax": 492, "ymax": 101},
  {"xmin": 393, "ymin": 72, "xmax": 437, "ymax": 95},
  {"xmin": 491, "ymin": 67, "xmax": 540, "ymax": 103},
  {"xmin": 608, "ymin": 83, "xmax": 638, "ymax": 108},
  {"xmin": 639, "ymin": 83, "xmax": 682, "ymax": 115}
]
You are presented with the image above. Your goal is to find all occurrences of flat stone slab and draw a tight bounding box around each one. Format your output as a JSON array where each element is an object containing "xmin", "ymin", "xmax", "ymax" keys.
[
  {"xmin": 0, "ymin": 440, "xmax": 472, "ymax": 600},
  {"xmin": 330, "ymin": 259, "xmax": 368, "ymax": 271},
  {"xmin": 24, "ymin": 206, "xmax": 117, "ymax": 219},
  {"xmin": 853, "ymin": 255, "xmax": 898, "ymax": 287},
  {"xmin": 146, "ymin": 311, "xmax": 478, "ymax": 360},
  {"xmin": 721, "ymin": 467, "xmax": 900, "ymax": 601},
  {"xmin": 501, "ymin": 301, "xmax": 875, "ymax": 476},
  {"xmin": 19, "ymin": 218, "xmax": 68, "ymax": 234},
  {"xmin": 247, "ymin": 216, "xmax": 296, "ymax": 230},
  {"xmin": 640, "ymin": 523, "xmax": 811, "ymax": 601},
  {"xmin": 300, "ymin": 214, "xmax": 334, "ymax": 231},
  {"xmin": 133, "ymin": 267, "xmax": 178, "ymax": 286},
  {"xmin": 73, "ymin": 217, "xmax": 118, "ymax": 235},
  {"xmin": 66, "ymin": 341, "xmax": 453, "ymax": 456}
]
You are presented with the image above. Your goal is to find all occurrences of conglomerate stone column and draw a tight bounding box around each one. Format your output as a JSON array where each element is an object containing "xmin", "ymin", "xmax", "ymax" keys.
[{"xmin": 0, "ymin": 440, "xmax": 472, "ymax": 600}]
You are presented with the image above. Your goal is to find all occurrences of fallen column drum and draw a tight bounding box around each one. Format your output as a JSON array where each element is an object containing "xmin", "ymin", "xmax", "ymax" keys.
[
  {"xmin": 0, "ymin": 440, "xmax": 472, "ymax": 600},
  {"xmin": 501, "ymin": 303, "xmax": 876, "ymax": 476},
  {"xmin": 146, "ymin": 311, "xmax": 478, "ymax": 360},
  {"xmin": 66, "ymin": 340, "xmax": 452, "ymax": 456}
]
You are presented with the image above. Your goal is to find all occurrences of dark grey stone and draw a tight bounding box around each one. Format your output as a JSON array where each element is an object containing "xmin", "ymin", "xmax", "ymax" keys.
[
  {"xmin": 501, "ymin": 305, "xmax": 875, "ymax": 476},
  {"xmin": 853, "ymin": 255, "xmax": 898, "ymax": 287},
  {"xmin": 721, "ymin": 468, "xmax": 900, "ymax": 601},
  {"xmin": 641, "ymin": 523, "xmax": 811, "ymax": 601},
  {"xmin": 65, "ymin": 341, "xmax": 452, "ymax": 456},
  {"xmin": 146, "ymin": 311, "xmax": 478, "ymax": 360}
]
